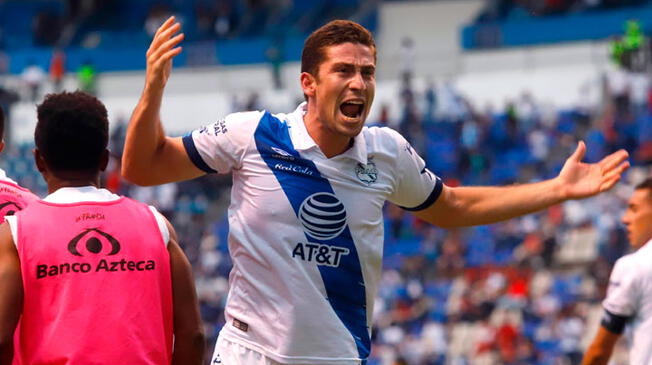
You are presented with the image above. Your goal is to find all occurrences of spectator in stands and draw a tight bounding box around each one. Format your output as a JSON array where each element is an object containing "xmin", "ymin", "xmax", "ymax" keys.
[
  {"xmin": 20, "ymin": 62, "xmax": 45, "ymax": 102},
  {"xmin": 49, "ymin": 50, "xmax": 65, "ymax": 93},
  {"xmin": 78, "ymin": 61, "xmax": 96, "ymax": 95},
  {"xmin": 398, "ymin": 37, "xmax": 415, "ymax": 86},
  {"xmin": 583, "ymin": 178, "xmax": 652, "ymax": 364},
  {"xmin": 32, "ymin": 11, "xmax": 62, "ymax": 47}
]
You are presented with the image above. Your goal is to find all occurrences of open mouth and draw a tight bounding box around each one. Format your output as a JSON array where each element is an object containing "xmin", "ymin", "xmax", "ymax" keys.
[{"xmin": 340, "ymin": 101, "xmax": 364, "ymax": 119}]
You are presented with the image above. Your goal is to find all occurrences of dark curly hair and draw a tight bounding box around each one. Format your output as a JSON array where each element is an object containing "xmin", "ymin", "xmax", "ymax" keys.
[{"xmin": 35, "ymin": 91, "xmax": 108, "ymax": 174}]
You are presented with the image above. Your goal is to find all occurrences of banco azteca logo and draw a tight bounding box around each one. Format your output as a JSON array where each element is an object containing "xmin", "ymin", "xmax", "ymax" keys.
[
  {"xmin": 0, "ymin": 201, "xmax": 22, "ymax": 216},
  {"xmin": 298, "ymin": 193, "xmax": 348, "ymax": 240},
  {"xmin": 68, "ymin": 228, "xmax": 121, "ymax": 257}
]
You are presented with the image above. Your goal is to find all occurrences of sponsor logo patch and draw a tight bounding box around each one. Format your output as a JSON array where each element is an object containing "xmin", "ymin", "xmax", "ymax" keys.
[{"xmin": 298, "ymin": 193, "xmax": 347, "ymax": 240}]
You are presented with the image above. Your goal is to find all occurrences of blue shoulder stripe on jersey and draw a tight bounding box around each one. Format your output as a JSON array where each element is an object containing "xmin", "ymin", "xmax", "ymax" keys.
[
  {"xmin": 182, "ymin": 133, "xmax": 217, "ymax": 173},
  {"xmin": 400, "ymin": 177, "xmax": 443, "ymax": 211},
  {"xmin": 254, "ymin": 112, "xmax": 370, "ymax": 362}
]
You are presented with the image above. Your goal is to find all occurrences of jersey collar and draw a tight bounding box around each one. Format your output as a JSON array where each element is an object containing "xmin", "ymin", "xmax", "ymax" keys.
[{"xmin": 287, "ymin": 102, "xmax": 368, "ymax": 164}]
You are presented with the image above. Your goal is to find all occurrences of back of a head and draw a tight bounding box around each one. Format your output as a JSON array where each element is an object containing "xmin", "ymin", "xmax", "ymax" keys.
[
  {"xmin": 35, "ymin": 91, "xmax": 108, "ymax": 175},
  {"xmin": 301, "ymin": 19, "xmax": 376, "ymax": 77}
]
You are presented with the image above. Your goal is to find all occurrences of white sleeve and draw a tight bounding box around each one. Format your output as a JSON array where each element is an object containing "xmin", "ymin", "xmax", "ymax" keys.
[
  {"xmin": 5, "ymin": 215, "xmax": 17, "ymax": 247},
  {"xmin": 181, "ymin": 110, "xmax": 264, "ymax": 174},
  {"xmin": 603, "ymin": 256, "xmax": 639, "ymax": 317},
  {"xmin": 148, "ymin": 206, "xmax": 170, "ymax": 246},
  {"xmin": 385, "ymin": 129, "xmax": 442, "ymax": 210}
]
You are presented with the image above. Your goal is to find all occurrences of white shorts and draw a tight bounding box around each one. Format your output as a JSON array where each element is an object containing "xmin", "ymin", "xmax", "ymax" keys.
[{"xmin": 211, "ymin": 336, "xmax": 282, "ymax": 365}]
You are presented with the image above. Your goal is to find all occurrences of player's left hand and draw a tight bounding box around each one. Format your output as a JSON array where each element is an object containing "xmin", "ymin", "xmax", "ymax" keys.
[
  {"xmin": 557, "ymin": 141, "xmax": 629, "ymax": 199},
  {"xmin": 145, "ymin": 16, "xmax": 184, "ymax": 92}
]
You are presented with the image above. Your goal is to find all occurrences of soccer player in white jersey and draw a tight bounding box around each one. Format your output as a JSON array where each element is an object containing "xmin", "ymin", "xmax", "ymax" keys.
[
  {"xmin": 583, "ymin": 178, "xmax": 652, "ymax": 365},
  {"xmin": 122, "ymin": 17, "xmax": 630, "ymax": 365}
]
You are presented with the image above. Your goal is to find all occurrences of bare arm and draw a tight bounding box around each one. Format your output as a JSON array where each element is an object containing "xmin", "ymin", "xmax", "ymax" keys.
[
  {"xmin": 582, "ymin": 326, "xmax": 620, "ymax": 365},
  {"xmin": 0, "ymin": 223, "xmax": 21, "ymax": 365},
  {"xmin": 122, "ymin": 16, "xmax": 204, "ymax": 186},
  {"xmin": 166, "ymin": 219, "xmax": 205, "ymax": 364},
  {"xmin": 415, "ymin": 142, "xmax": 629, "ymax": 227}
]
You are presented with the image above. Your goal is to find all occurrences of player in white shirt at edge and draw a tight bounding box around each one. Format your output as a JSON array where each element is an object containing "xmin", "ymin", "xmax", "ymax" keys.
[
  {"xmin": 122, "ymin": 17, "xmax": 630, "ymax": 365},
  {"xmin": 583, "ymin": 178, "xmax": 652, "ymax": 365}
]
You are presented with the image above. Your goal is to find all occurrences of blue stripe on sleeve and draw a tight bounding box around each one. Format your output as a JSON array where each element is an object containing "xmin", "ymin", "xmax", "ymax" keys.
[
  {"xmin": 182, "ymin": 133, "xmax": 217, "ymax": 174},
  {"xmin": 400, "ymin": 177, "xmax": 443, "ymax": 211}
]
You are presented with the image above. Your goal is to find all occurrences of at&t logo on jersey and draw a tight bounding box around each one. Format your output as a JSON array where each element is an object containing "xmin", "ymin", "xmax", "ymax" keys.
[
  {"xmin": 293, "ymin": 193, "xmax": 351, "ymax": 267},
  {"xmin": 298, "ymin": 193, "xmax": 347, "ymax": 240}
]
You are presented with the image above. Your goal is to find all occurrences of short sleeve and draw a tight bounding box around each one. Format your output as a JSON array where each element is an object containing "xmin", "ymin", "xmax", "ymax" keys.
[
  {"xmin": 603, "ymin": 256, "xmax": 639, "ymax": 317},
  {"xmin": 385, "ymin": 129, "xmax": 442, "ymax": 210},
  {"xmin": 182, "ymin": 110, "xmax": 264, "ymax": 174}
]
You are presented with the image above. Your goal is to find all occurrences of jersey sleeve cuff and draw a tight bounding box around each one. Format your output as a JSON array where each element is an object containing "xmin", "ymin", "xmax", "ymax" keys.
[
  {"xmin": 182, "ymin": 133, "xmax": 217, "ymax": 174},
  {"xmin": 400, "ymin": 178, "xmax": 443, "ymax": 212},
  {"xmin": 601, "ymin": 308, "xmax": 631, "ymax": 334}
]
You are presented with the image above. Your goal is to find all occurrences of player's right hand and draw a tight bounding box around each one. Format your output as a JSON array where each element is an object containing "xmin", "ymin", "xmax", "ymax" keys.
[{"xmin": 145, "ymin": 16, "xmax": 184, "ymax": 91}]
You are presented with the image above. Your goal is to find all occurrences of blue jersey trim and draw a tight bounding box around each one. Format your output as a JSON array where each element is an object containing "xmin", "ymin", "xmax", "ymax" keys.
[
  {"xmin": 400, "ymin": 177, "xmax": 443, "ymax": 211},
  {"xmin": 182, "ymin": 133, "xmax": 217, "ymax": 173},
  {"xmin": 253, "ymin": 112, "xmax": 371, "ymax": 361}
]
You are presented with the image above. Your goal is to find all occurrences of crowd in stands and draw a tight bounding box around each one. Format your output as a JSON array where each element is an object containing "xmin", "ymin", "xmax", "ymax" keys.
[
  {"xmin": 0, "ymin": 0, "xmax": 372, "ymax": 50},
  {"xmin": 476, "ymin": 0, "xmax": 651, "ymax": 21}
]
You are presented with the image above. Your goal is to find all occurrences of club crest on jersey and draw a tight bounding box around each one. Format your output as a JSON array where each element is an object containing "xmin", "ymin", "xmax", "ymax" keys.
[
  {"xmin": 298, "ymin": 192, "xmax": 348, "ymax": 240},
  {"xmin": 355, "ymin": 161, "xmax": 378, "ymax": 185}
]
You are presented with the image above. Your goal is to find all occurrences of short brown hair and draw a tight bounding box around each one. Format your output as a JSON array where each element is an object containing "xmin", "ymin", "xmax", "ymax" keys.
[
  {"xmin": 301, "ymin": 20, "xmax": 376, "ymax": 77},
  {"xmin": 635, "ymin": 178, "xmax": 652, "ymax": 196}
]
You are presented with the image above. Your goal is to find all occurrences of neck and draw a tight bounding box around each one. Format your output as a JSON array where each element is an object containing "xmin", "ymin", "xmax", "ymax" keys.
[
  {"xmin": 47, "ymin": 177, "xmax": 100, "ymax": 194},
  {"xmin": 303, "ymin": 106, "xmax": 352, "ymax": 158}
]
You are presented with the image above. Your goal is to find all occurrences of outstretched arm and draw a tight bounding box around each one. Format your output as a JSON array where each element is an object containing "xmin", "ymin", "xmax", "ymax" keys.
[
  {"xmin": 167, "ymin": 219, "xmax": 205, "ymax": 364},
  {"xmin": 0, "ymin": 223, "xmax": 21, "ymax": 365},
  {"xmin": 415, "ymin": 142, "xmax": 629, "ymax": 227},
  {"xmin": 122, "ymin": 16, "xmax": 204, "ymax": 186}
]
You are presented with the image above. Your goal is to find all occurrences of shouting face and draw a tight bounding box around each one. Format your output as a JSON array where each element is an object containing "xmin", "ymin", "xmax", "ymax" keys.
[
  {"xmin": 301, "ymin": 42, "xmax": 376, "ymax": 152},
  {"xmin": 622, "ymin": 188, "xmax": 652, "ymax": 250}
]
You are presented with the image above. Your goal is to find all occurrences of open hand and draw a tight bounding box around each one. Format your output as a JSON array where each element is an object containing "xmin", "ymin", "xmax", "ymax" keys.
[
  {"xmin": 557, "ymin": 141, "xmax": 629, "ymax": 199},
  {"xmin": 145, "ymin": 16, "xmax": 184, "ymax": 91}
]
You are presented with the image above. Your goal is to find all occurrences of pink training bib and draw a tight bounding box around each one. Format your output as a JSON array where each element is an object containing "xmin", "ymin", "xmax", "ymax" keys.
[
  {"xmin": 0, "ymin": 180, "xmax": 38, "ymax": 219},
  {"xmin": 13, "ymin": 197, "xmax": 173, "ymax": 365}
]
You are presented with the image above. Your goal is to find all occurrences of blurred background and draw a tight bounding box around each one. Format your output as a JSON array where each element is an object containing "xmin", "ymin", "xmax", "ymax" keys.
[{"xmin": 2, "ymin": 0, "xmax": 652, "ymax": 363}]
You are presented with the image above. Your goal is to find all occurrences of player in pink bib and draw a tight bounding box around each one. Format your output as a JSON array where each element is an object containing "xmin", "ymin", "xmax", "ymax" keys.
[
  {"xmin": 0, "ymin": 91, "xmax": 205, "ymax": 364},
  {"xmin": 0, "ymin": 105, "xmax": 38, "ymax": 219}
]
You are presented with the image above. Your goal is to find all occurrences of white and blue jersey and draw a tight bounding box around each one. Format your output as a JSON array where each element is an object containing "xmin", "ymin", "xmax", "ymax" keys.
[{"xmin": 183, "ymin": 103, "xmax": 441, "ymax": 364}]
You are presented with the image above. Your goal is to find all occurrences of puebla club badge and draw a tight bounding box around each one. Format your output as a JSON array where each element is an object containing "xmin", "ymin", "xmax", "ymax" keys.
[{"xmin": 355, "ymin": 160, "xmax": 378, "ymax": 185}]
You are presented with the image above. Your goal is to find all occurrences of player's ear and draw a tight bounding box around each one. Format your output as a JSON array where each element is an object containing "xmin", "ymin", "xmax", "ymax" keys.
[
  {"xmin": 33, "ymin": 148, "xmax": 46, "ymax": 173},
  {"xmin": 98, "ymin": 149, "xmax": 110, "ymax": 172},
  {"xmin": 300, "ymin": 72, "xmax": 317, "ymax": 99}
]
